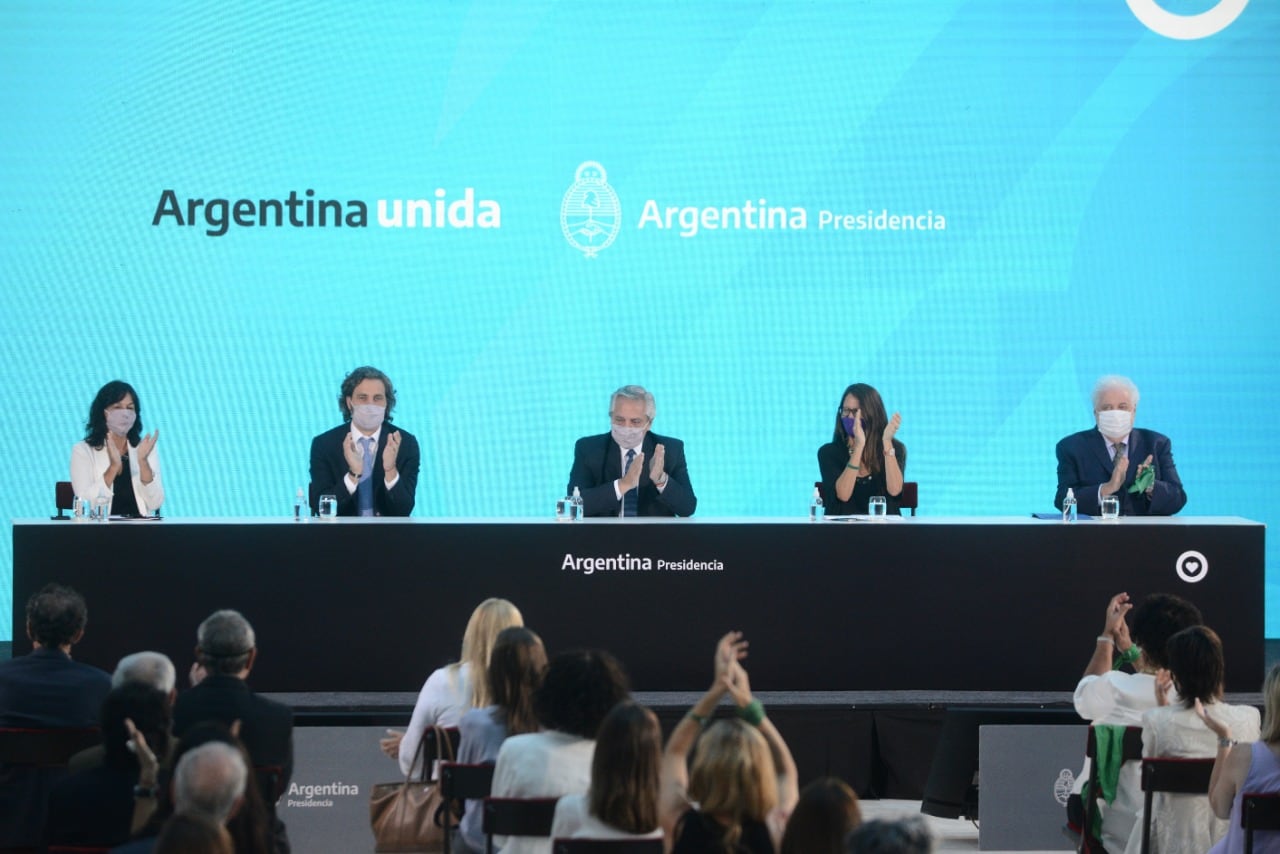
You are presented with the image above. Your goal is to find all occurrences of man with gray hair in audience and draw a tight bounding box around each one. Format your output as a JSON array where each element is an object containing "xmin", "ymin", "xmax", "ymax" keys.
[
  {"xmin": 173, "ymin": 741, "xmax": 248, "ymax": 825},
  {"xmin": 846, "ymin": 814, "xmax": 935, "ymax": 854},
  {"xmin": 71, "ymin": 650, "xmax": 179, "ymax": 772},
  {"xmin": 173, "ymin": 609, "xmax": 293, "ymax": 851}
]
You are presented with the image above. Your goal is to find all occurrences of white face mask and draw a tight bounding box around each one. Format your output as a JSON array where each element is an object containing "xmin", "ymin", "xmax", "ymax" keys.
[
  {"xmin": 1096, "ymin": 409, "xmax": 1133, "ymax": 440},
  {"xmin": 611, "ymin": 425, "xmax": 646, "ymax": 449},
  {"xmin": 106, "ymin": 408, "xmax": 136, "ymax": 437},
  {"xmin": 351, "ymin": 404, "xmax": 386, "ymax": 433}
]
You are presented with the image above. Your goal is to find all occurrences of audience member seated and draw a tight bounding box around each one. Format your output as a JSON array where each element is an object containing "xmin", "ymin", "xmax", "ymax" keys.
[
  {"xmin": 154, "ymin": 813, "xmax": 234, "ymax": 854},
  {"xmin": 45, "ymin": 683, "xmax": 170, "ymax": 848},
  {"xmin": 661, "ymin": 632, "xmax": 799, "ymax": 854},
  {"xmin": 491, "ymin": 649, "xmax": 631, "ymax": 854},
  {"xmin": 382, "ymin": 597, "xmax": 523, "ymax": 777},
  {"xmin": 454, "ymin": 626, "xmax": 546, "ymax": 854},
  {"xmin": 781, "ymin": 777, "xmax": 862, "ymax": 854},
  {"xmin": 845, "ymin": 815, "xmax": 934, "ymax": 854},
  {"xmin": 71, "ymin": 650, "xmax": 177, "ymax": 773},
  {"xmin": 1201, "ymin": 663, "xmax": 1280, "ymax": 854},
  {"xmin": 551, "ymin": 700, "xmax": 665, "ymax": 845},
  {"xmin": 173, "ymin": 609, "xmax": 293, "ymax": 852},
  {"xmin": 0, "ymin": 583, "xmax": 111, "ymax": 849},
  {"xmin": 1071, "ymin": 591, "xmax": 1202, "ymax": 853},
  {"xmin": 116, "ymin": 721, "xmax": 273, "ymax": 854},
  {"xmin": 1124, "ymin": 626, "xmax": 1260, "ymax": 854}
]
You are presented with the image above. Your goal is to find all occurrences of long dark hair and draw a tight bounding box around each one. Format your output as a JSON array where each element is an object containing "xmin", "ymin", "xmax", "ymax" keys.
[
  {"xmin": 487, "ymin": 626, "xmax": 546, "ymax": 736},
  {"xmin": 780, "ymin": 777, "xmax": 861, "ymax": 854},
  {"xmin": 588, "ymin": 701, "xmax": 661, "ymax": 834},
  {"xmin": 830, "ymin": 383, "xmax": 889, "ymax": 476},
  {"xmin": 85, "ymin": 380, "xmax": 143, "ymax": 448}
]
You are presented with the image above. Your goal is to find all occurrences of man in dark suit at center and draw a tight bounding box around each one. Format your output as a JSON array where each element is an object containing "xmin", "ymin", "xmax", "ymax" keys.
[
  {"xmin": 309, "ymin": 365, "xmax": 420, "ymax": 516},
  {"xmin": 173, "ymin": 609, "xmax": 293, "ymax": 852},
  {"xmin": 568, "ymin": 384, "xmax": 697, "ymax": 517}
]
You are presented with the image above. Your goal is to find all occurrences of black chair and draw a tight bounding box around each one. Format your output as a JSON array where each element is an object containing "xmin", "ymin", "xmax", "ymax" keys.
[
  {"xmin": 1077, "ymin": 725, "xmax": 1144, "ymax": 854},
  {"xmin": 1139, "ymin": 757, "xmax": 1215, "ymax": 854},
  {"xmin": 553, "ymin": 840, "xmax": 664, "ymax": 853},
  {"xmin": 0, "ymin": 727, "xmax": 102, "ymax": 850},
  {"xmin": 0, "ymin": 727, "xmax": 101, "ymax": 766},
  {"xmin": 900, "ymin": 481, "xmax": 918, "ymax": 515},
  {"xmin": 484, "ymin": 796, "xmax": 559, "ymax": 854},
  {"xmin": 440, "ymin": 762, "xmax": 496, "ymax": 854},
  {"xmin": 1243, "ymin": 793, "xmax": 1280, "ymax": 854}
]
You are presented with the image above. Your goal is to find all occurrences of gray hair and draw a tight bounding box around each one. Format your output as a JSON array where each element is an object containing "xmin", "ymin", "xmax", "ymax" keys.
[
  {"xmin": 846, "ymin": 815, "xmax": 934, "ymax": 854},
  {"xmin": 197, "ymin": 610, "xmax": 255, "ymax": 675},
  {"xmin": 1092, "ymin": 375, "xmax": 1140, "ymax": 410},
  {"xmin": 113, "ymin": 651, "xmax": 176, "ymax": 694},
  {"xmin": 610, "ymin": 385, "xmax": 656, "ymax": 420},
  {"xmin": 174, "ymin": 742, "xmax": 248, "ymax": 824}
]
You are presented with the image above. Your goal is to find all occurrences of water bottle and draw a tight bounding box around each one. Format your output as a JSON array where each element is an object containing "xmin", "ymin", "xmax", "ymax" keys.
[
  {"xmin": 570, "ymin": 486, "xmax": 584, "ymax": 522},
  {"xmin": 809, "ymin": 486, "xmax": 824, "ymax": 521},
  {"xmin": 1062, "ymin": 487, "xmax": 1078, "ymax": 523},
  {"xmin": 294, "ymin": 487, "xmax": 308, "ymax": 522}
]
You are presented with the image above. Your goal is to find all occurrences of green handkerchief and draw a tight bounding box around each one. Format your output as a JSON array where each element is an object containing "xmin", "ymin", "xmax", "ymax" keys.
[
  {"xmin": 1094, "ymin": 724, "xmax": 1127, "ymax": 804},
  {"xmin": 1128, "ymin": 466, "xmax": 1155, "ymax": 493}
]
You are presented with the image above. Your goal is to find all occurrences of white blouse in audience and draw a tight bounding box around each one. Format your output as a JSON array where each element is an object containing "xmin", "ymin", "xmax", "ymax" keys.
[
  {"xmin": 551, "ymin": 793, "xmax": 663, "ymax": 842},
  {"xmin": 491, "ymin": 731, "xmax": 595, "ymax": 854},
  {"xmin": 399, "ymin": 662, "xmax": 473, "ymax": 777},
  {"xmin": 453, "ymin": 705, "xmax": 508, "ymax": 854}
]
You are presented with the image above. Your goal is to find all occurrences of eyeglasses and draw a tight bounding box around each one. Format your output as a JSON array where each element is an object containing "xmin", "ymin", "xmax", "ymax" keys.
[
  {"xmin": 611, "ymin": 415, "xmax": 650, "ymax": 428},
  {"xmin": 837, "ymin": 408, "xmax": 860, "ymax": 419}
]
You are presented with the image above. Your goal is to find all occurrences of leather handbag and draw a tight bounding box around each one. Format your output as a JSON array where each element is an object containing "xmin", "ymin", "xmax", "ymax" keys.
[{"xmin": 370, "ymin": 725, "xmax": 454, "ymax": 852}]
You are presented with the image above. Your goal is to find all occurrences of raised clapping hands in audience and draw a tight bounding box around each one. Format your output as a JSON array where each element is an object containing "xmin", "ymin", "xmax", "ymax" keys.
[
  {"xmin": 189, "ymin": 661, "xmax": 207, "ymax": 687},
  {"xmin": 1194, "ymin": 698, "xmax": 1232, "ymax": 740},
  {"xmin": 1154, "ymin": 668, "xmax": 1173, "ymax": 706},
  {"xmin": 380, "ymin": 729, "xmax": 404, "ymax": 759}
]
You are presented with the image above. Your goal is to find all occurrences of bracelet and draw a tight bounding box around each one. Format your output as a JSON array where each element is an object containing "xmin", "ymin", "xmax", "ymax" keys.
[
  {"xmin": 1096, "ymin": 635, "xmax": 1114, "ymax": 645},
  {"xmin": 735, "ymin": 699, "xmax": 766, "ymax": 727},
  {"xmin": 1117, "ymin": 644, "xmax": 1141, "ymax": 665},
  {"xmin": 846, "ymin": 463, "xmax": 860, "ymax": 471},
  {"xmin": 133, "ymin": 784, "xmax": 158, "ymax": 799},
  {"xmin": 687, "ymin": 712, "xmax": 709, "ymax": 728},
  {"xmin": 1218, "ymin": 736, "xmax": 1237, "ymax": 749}
]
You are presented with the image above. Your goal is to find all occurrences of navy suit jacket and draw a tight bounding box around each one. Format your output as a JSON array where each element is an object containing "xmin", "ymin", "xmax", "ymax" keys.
[
  {"xmin": 1054, "ymin": 427, "xmax": 1186, "ymax": 516},
  {"xmin": 309, "ymin": 423, "xmax": 419, "ymax": 516},
  {"xmin": 568, "ymin": 431, "xmax": 697, "ymax": 517}
]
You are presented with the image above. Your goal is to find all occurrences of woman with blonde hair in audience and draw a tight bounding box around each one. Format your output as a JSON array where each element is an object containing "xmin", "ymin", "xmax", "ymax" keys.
[
  {"xmin": 551, "ymin": 700, "xmax": 666, "ymax": 844},
  {"xmin": 1124, "ymin": 626, "xmax": 1260, "ymax": 854},
  {"xmin": 661, "ymin": 632, "xmax": 799, "ymax": 853},
  {"xmin": 382, "ymin": 597, "xmax": 523, "ymax": 776},
  {"xmin": 453, "ymin": 626, "xmax": 547, "ymax": 854},
  {"xmin": 1199, "ymin": 662, "xmax": 1280, "ymax": 854},
  {"xmin": 780, "ymin": 777, "xmax": 862, "ymax": 854}
]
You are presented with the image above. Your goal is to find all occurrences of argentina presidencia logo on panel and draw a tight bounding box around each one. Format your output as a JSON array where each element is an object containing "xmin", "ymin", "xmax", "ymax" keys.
[
  {"xmin": 1126, "ymin": 0, "xmax": 1250, "ymax": 39},
  {"xmin": 562, "ymin": 161, "xmax": 621, "ymax": 258}
]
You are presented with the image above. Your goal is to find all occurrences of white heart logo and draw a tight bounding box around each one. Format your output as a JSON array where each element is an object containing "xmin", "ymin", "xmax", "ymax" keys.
[{"xmin": 1176, "ymin": 550, "xmax": 1209, "ymax": 583}]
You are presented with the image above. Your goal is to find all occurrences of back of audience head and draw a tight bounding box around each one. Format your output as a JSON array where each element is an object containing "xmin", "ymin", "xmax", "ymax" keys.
[
  {"xmin": 114, "ymin": 650, "xmax": 177, "ymax": 696},
  {"xmin": 26, "ymin": 583, "xmax": 88, "ymax": 649},
  {"xmin": 174, "ymin": 741, "xmax": 249, "ymax": 825},
  {"xmin": 155, "ymin": 813, "xmax": 234, "ymax": 854},
  {"xmin": 1263, "ymin": 663, "xmax": 1280, "ymax": 743},
  {"xmin": 101, "ymin": 682, "xmax": 171, "ymax": 769},
  {"xmin": 1166, "ymin": 625, "xmax": 1225, "ymax": 707},
  {"xmin": 688, "ymin": 718, "xmax": 778, "ymax": 826},
  {"xmin": 589, "ymin": 701, "xmax": 662, "ymax": 834},
  {"xmin": 460, "ymin": 597, "xmax": 523, "ymax": 706},
  {"xmin": 846, "ymin": 815, "xmax": 934, "ymax": 854},
  {"xmin": 782, "ymin": 777, "xmax": 862, "ymax": 854},
  {"xmin": 534, "ymin": 649, "xmax": 630, "ymax": 739},
  {"xmin": 196, "ymin": 609, "xmax": 256, "ymax": 676},
  {"xmin": 488, "ymin": 626, "xmax": 546, "ymax": 735},
  {"xmin": 1130, "ymin": 593, "xmax": 1202, "ymax": 670}
]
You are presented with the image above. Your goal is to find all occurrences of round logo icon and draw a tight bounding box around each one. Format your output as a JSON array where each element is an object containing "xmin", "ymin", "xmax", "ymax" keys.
[
  {"xmin": 1126, "ymin": 0, "xmax": 1250, "ymax": 40},
  {"xmin": 1175, "ymin": 550, "xmax": 1209, "ymax": 583},
  {"xmin": 1054, "ymin": 769, "xmax": 1075, "ymax": 806},
  {"xmin": 562, "ymin": 161, "xmax": 621, "ymax": 258}
]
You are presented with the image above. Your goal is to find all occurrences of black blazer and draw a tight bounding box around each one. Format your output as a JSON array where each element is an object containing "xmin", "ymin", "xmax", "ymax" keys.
[
  {"xmin": 309, "ymin": 423, "xmax": 420, "ymax": 516},
  {"xmin": 568, "ymin": 431, "xmax": 697, "ymax": 517},
  {"xmin": 1054, "ymin": 427, "xmax": 1186, "ymax": 516}
]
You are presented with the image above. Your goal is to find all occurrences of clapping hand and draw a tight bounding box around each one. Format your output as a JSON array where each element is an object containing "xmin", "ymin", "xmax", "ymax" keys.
[
  {"xmin": 105, "ymin": 436, "xmax": 123, "ymax": 467},
  {"xmin": 1194, "ymin": 698, "xmax": 1232, "ymax": 741},
  {"xmin": 382, "ymin": 431, "xmax": 401, "ymax": 478},
  {"xmin": 884, "ymin": 412, "xmax": 902, "ymax": 445},
  {"xmin": 135, "ymin": 429, "xmax": 159, "ymax": 460},
  {"xmin": 620, "ymin": 450, "xmax": 645, "ymax": 492},
  {"xmin": 124, "ymin": 717, "xmax": 158, "ymax": 784},
  {"xmin": 342, "ymin": 434, "xmax": 364, "ymax": 478},
  {"xmin": 649, "ymin": 444, "xmax": 667, "ymax": 485},
  {"xmin": 1108, "ymin": 448, "xmax": 1130, "ymax": 490},
  {"xmin": 1154, "ymin": 669, "xmax": 1173, "ymax": 706},
  {"xmin": 380, "ymin": 729, "xmax": 404, "ymax": 759},
  {"xmin": 1103, "ymin": 592, "xmax": 1133, "ymax": 645}
]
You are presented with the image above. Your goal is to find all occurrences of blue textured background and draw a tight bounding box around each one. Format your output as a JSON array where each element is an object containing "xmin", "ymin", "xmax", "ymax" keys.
[{"xmin": 3, "ymin": 1, "xmax": 1277, "ymax": 640}]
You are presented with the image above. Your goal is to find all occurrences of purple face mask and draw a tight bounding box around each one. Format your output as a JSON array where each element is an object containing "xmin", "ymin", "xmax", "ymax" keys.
[{"xmin": 842, "ymin": 416, "xmax": 866, "ymax": 437}]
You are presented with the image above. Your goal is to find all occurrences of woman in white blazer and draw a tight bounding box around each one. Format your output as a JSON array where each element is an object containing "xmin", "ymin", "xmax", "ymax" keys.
[{"xmin": 70, "ymin": 380, "xmax": 164, "ymax": 516}]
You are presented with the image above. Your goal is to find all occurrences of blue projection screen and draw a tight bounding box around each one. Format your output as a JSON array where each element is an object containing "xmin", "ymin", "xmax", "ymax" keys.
[{"xmin": 3, "ymin": 1, "xmax": 1278, "ymax": 639}]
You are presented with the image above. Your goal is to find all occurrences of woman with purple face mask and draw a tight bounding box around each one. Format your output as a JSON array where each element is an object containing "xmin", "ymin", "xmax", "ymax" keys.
[
  {"xmin": 816, "ymin": 383, "xmax": 905, "ymax": 515},
  {"xmin": 70, "ymin": 380, "xmax": 164, "ymax": 517}
]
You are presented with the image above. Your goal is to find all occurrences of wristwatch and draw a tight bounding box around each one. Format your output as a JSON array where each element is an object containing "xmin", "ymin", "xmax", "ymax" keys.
[
  {"xmin": 133, "ymin": 784, "xmax": 158, "ymax": 799},
  {"xmin": 884, "ymin": 447, "xmax": 896, "ymax": 457}
]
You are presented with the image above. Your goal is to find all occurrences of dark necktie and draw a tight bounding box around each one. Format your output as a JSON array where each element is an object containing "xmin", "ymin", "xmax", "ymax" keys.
[
  {"xmin": 623, "ymin": 449, "xmax": 638, "ymax": 517},
  {"xmin": 357, "ymin": 437, "xmax": 375, "ymax": 516},
  {"xmin": 1113, "ymin": 442, "xmax": 1126, "ymax": 461}
]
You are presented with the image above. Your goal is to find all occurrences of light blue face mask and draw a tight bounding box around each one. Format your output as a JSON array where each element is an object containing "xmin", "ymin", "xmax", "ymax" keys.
[{"xmin": 352, "ymin": 403, "xmax": 386, "ymax": 432}]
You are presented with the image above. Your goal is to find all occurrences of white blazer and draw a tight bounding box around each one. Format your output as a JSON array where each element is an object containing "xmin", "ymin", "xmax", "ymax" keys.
[{"xmin": 70, "ymin": 440, "xmax": 165, "ymax": 516}]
